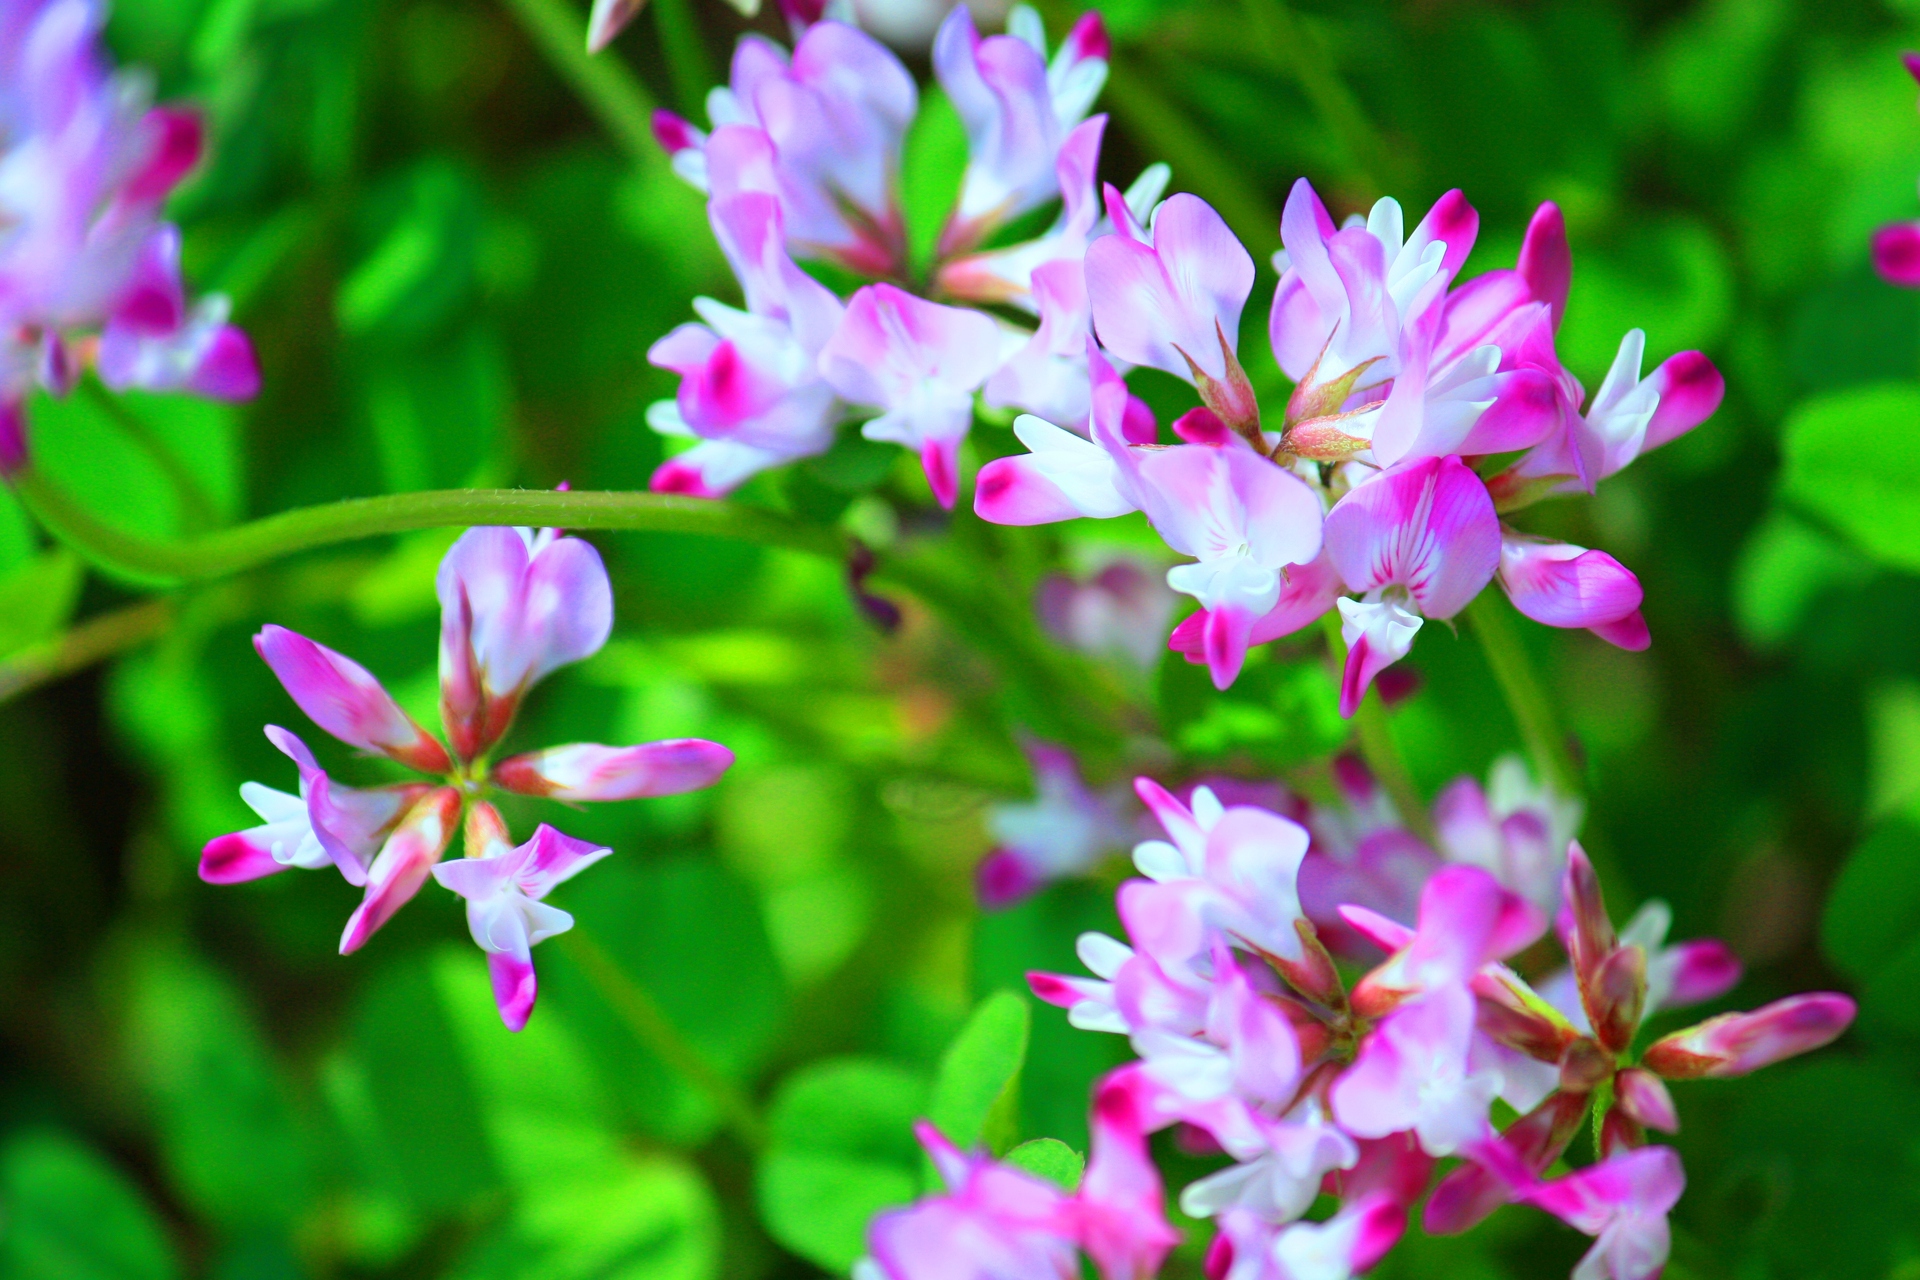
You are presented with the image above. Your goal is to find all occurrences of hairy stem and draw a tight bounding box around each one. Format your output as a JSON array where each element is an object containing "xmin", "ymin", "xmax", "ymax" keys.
[
  {"xmin": 1463, "ymin": 590, "xmax": 1581, "ymax": 799},
  {"xmin": 1321, "ymin": 613, "xmax": 1433, "ymax": 841},
  {"xmin": 9, "ymin": 467, "xmax": 845, "ymax": 585},
  {"xmin": 558, "ymin": 927, "xmax": 769, "ymax": 1150},
  {"xmin": 501, "ymin": 0, "xmax": 662, "ymax": 168},
  {"xmin": 0, "ymin": 598, "xmax": 175, "ymax": 703}
]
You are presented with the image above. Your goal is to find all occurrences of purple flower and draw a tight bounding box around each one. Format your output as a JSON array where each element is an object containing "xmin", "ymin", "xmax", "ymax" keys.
[
  {"xmin": 1036, "ymin": 555, "xmax": 1177, "ymax": 671},
  {"xmin": 977, "ymin": 740, "xmax": 1136, "ymax": 908},
  {"xmin": 201, "ymin": 526, "xmax": 733, "ymax": 1029},
  {"xmin": 0, "ymin": 0, "xmax": 257, "ymax": 472}
]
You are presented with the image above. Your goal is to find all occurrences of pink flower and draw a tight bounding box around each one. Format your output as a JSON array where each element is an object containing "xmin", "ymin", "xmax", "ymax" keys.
[
  {"xmin": 1872, "ymin": 54, "xmax": 1920, "ymax": 287},
  {"xmin": 983, "ymin": 257, "xmax": 1098, "ymax": 428},
  {"xmin": 1166, "ymin": 551, "xmax": 1346, "ymax": 671},
  {"xmin": 436, "ymin": 525, "xmax": 614, "ymax": 762},
  {"xmin": 647, "ymin": 193, "xmax": 845, "ymax": 497},
  {"xmin": 660, "ymin": 22, "xmax": 917, "ymax": 275},
  {"xmin": 932, "ymin": 6, "xmax": 1107, "ymax": 255},
  {"xmin": 432, "ymin": 820, "xmax": 612, "ymax": 1031},
  {"xmin": 205, "ymin": 527, "xmax": 734, "ymax": 1016},
  {"xmin": 978, "ymin": 740, "xmax": 1136, "ymax": 908},
  {"xmin": 1322, "ymin": 456, "xmax": 1501, "ymax": 716},
  {"xmin": 1207, "ymin": 1194, "xmax": 1405, "ymax": 1280},
  {"xmin": 0, "ymin": 0, "xmax": 257, "ymax": 473},
  {"xmin": 1640, "ymin": 993, "xmax": 1857, "ymax": 1080},
  {"xmin": 1522, "ymin": 1147, "xmax": 1685, "ymax": 1280},
  {"xmin": 818, "ymin": 282, "xmax": 1006, "ymax": 507},
  {"xmin": 1086, "ymin": 191, "xmax": 1257, "ymax": 426},
  {"xmin": 1037, "ymin": 556, "xmax": 1178, "ymax": 671},
  {"xmin": 197, "ymin": 726, "xmax": 430, "ymax": 886},
  {"xmin": 1497, "ymin": 535, "xmax": 1649, "ymax": 651},
  {"xmin": 938, "ymin": 114, "xmax": 1111, "ymax": 307}
]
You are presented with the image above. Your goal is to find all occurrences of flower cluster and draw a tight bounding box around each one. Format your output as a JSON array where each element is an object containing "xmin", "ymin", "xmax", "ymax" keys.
[
  {"xmin": 0, "ymin": 0, "xmax": 258, "ymax": 474},
  {"xmin": 198, "ymin": 526, "xmax": 735, "ymax": 1030},
  {"xmin": 979, "ymin": 184, "xmax": 1726, "ymax": 706},
  {"xmin": 643, "ymin": 4, "xmax": 1141, "ymax": 508},
  {"xmin": 1004, "ymin": 779, "xmax": 1854, "ymax": 1280},
  {"xmin": 1872, "ymin": 53, "xmax": 1920, "ymax": 288}
]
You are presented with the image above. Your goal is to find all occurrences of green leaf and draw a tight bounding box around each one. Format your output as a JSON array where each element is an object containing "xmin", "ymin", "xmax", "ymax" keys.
[
  {"xmin": 1003, "ymin": 1138, "xmax": 1084, "ymax": 1190},
  {"xmin": 754, "ymin": 1057, "xmax": 929, "ymax": 1271},
  {"xmin": 1731, "ymin": 510, "xmax": 1875, "ymax": 651},
  {"xmin": 0, "ymin": 483, "xmax": 38, "ymax": 572},
  {"xmin": 347, "ymin": 954, "xmax": 504, "ymax": 1213},
  {"xmin": 1820, "ymin": 820, "xmax": 1920, "ymax": 983},
  {"xmin": 755, "ymin": 1153, "xmax": 917, "ymax": 1272},
  {"xmin": 0, "ymin": 549, "xmax": 84, "ymax": 660},
  {"xmin": 453, "ymin": 1150, "xmax": 720, "ymax": 1280},
  {"xmin": 115, "ymin": 937, "xmax": 312, "ymax": 1228},
  {"xmin": 927, "ymin": 990, "xmax": 1030, "ymax": 1156},
  {"xmin": 0, "ymin": 1130, "xmax": 180, "ymax": 1280},
  {"xmin": 1555, "ymin": 218, "xmax": 1733, "ymax": 381},
  {"xmin": 1778, "ymin": 382, "xmax": 1920, "ymax": 570}
]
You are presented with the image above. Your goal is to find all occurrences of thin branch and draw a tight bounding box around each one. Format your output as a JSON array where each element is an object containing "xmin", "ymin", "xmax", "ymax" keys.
[
  {"xmin": 0, "ymin": 598, "xmax": 175, "ymax": 703},
  {"xmin": 557, "ymin": 926, "xmax": 769, "ymax": 1151},
  {"xmin": 9, "ymin": 467, "xmax": 846, "ymax": 585}
]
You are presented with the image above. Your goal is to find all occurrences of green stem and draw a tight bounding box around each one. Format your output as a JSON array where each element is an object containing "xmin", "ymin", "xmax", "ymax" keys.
[
  {"xmin": 558, "ymin": 927, "xmax": 769, "ymax": 1151},
  {"xmin": 651, "ymin": 0, "xmax": 713, "ymax": 120},
  {"xmin": 9, "ymin": 467, "xmax": 844, "ymax": 585},
  {"xmin": 81, "ymin": 380, "xmax": 222, "ymax": 535},
  {"xmin": 1321, "ymin": 612, "xmax": 1433, "ymax": 841},
  {"xmin": 501, "ymin": 0, "xmax": 662, "ymax": 168},
  {"xmin": 1463, "ymin": 590, "xmax": 1581, "ymax": 799},
  {"xmin": 0, "ymin": 598, "xmax": 175, "ymax": 703},
  {"xmin": 1237, "ymin": 0, "xmax": 1398, "ymax": 195}
]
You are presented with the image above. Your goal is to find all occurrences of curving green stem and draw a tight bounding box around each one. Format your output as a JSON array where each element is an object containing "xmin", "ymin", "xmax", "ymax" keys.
[
  {"xmin": 1463, "ymin": 589, "xmax": 1582, "ymax": 799},
  {"xmin": 1321, "ymin": 612, "xmax": 1433, "ymax": 842},
  {"xmin": 9, "ymin": 467, "xmax": 846, "ymax": 585},
  {"xmin": 558, "ymin": 926, "xmax": 769, "ymax": 1151}
]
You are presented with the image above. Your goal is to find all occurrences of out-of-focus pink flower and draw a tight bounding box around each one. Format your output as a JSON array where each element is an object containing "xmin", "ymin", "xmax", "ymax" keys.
[
  {"xmin": 432, "ymin": 820, "xmax": 612, "ymax": 1030},
  {"xmin": 819, "ymin": 281, "xmax": 1006, "ymax": 507},
  {"xmin": 436, "ymin": 526, "xmax": 613, "ymax": 761},
  {"xmin": 1431, "ymin": 756, "xmax": 1581, "ymax": 913},
  {"xmin": 978, "ymin": 740, "xmax": 1136, "ymax": 908},
  {"xmin": 1641, "ymin": 993, "xmax": 1857, "ymax": 1080},
  {"xmin": 1871, "ymin": 54, "xmax": 1920, "ymax": 287},
  {"xmin": 859, "ymin": 1094, "xmax": 1176, "ymax": 1280},
  {"xmin": 1037, "ymin": 556, "xmax": 1178, "ymax": 671},
  {"xmin": 932, "ymin": 6, "xmax": 1107, "ymax": 255},
  {"xmin": 1208, "ymin": 1193, "xmax": 1405, "ymax": 1280},
  {"xmin": 0, "ymin": 0, "xmax": 257, "ymax": 473},
  {"xmin": 1323, "ymin": 456, "xmax": 1500, "ymax": 716},
  {"xmin": 939, "ymin": 113, "xmax": 1112, "ymax": 307},
  {"xmin": 647, "ymin": 193, "xmax": 845, "ymax": 497}
]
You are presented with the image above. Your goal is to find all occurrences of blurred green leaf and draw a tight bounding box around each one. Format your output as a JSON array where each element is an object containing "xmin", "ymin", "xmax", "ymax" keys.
[
  {"xmin": 0, "ymin": 1130, "xmax": 179, "ymax": 1280},
  {"xmin": 754, "ymin": 1057, "xmax": 927, "ymax": 1271},
  {"xmin": 903, "ymin": 87, "xmax": 967, "ymax": 278},
  {"xmin": 1556, "ymin": 219, "xmax": 1733, "ymax": 380},
  {"xmin": 927, "ymin": 989, "xmax": 1030, "ymax": 1157},
  {"xmin": 1778, "ymin": 382, "xmax": 1920, "ymax": 570},
  {"xmin": 338, "ymin": 160, "xmax": 483, "ymax": 339},
  {"xmin": 0, "ymin": 550, "xmax": 84, "ymax": 660},
  {"xmin": 1731, "ymin": 510, "xmax": 1875, "ymax": 651},
  {"xmin": 1003, "ymin": 1137, "xmax": 1083, "ymax": 1190},
  {"xmin": 115, "ymin": 937, "xmax": 312, "ymax": 1228},
  {"xmin": 349, "ymin": 954, "xmax": 504, "ymax": 1213},
  {"xmin": 1820, "ymin": 819, "xmax": 1920, "ymax": 983}
]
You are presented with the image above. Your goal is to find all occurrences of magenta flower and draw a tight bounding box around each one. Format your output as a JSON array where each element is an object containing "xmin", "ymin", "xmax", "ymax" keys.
[
  {"xmin": 1497, "ymin": 534, "xmax": 1649, "ymax": 650},
  {"xmin": 0, "ymin": 0, "xmax": 257, "ymax": 473},
  {"xmin": 858, "ymin": 1079, "xmax": 1177, "ymax": 1280},
  {"xmin": 1871, "ymin": 54, "xmax": 1920, "ymax": 287},
  {"xmin": 1521, "ymin": 1146, "xmax": 1685, "ymax": 1280},
  {"xmin": 200, "ymin": 526, "xmax": 734, "ymax": 1028},
  {"xmin": 1207, "ymin": 1193, "xmax": 1406, "ymax": 1280},
  {"xmin": 1322, "ymin": 456, "xmax": 1501, "ymax": 716},
  {"xmin": 647, "ymin": 193, "xmax": 844, "ymax": 497},
  {"xmin": 977, "ymin": 739, "xmax": 1137, "ymax": 909},
  {"xmin": 818, "ymin": 281, "xmax": 1006, "ymax": 507},
  {"xmin": 983, "ymin": 257, "xmax": 1098, "ymax": 428},
  {"xmin": 932, "ymin": 5, "xmax": 1108, "ymax": 256}
]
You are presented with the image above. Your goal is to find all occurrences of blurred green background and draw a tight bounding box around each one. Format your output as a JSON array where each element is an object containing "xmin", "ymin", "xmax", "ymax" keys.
[{"xmin": 5, "ymin": 0, "xmax": 1920, "ymax": 1275}]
